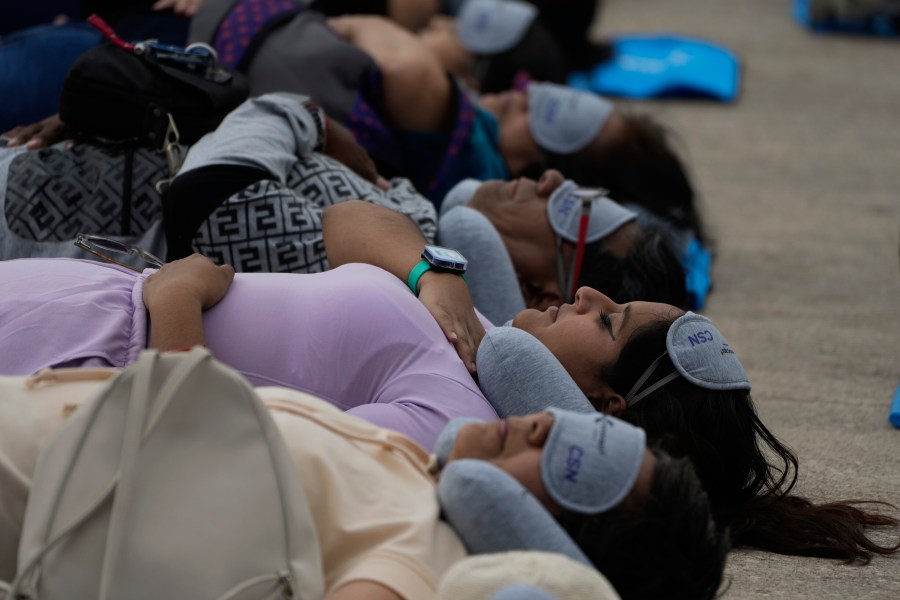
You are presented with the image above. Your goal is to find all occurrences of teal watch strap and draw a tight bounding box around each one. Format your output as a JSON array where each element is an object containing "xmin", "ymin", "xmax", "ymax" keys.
[
  {"xmin": 406, "ymin": 259, "xmax": 467, "ymax": 296},
  {"xmin": 407, "ymin": 260, "xmax": 432, "ymax": 296}
]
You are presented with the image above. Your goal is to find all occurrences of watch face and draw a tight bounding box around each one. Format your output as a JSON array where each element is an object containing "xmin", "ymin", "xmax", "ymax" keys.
[{"xmin": 423, "ymin": 245, "xmax": 468, "ymax": 272}]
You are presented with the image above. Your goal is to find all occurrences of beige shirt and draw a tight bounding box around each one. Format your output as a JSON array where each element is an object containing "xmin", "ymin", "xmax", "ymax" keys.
[
  {"xmin": 0, "ymin": 370, "xmax": 467, "ymax": 598},
  {"xmin": 263, "ymin": 388, "xmax": 467, "ymax": 598}
]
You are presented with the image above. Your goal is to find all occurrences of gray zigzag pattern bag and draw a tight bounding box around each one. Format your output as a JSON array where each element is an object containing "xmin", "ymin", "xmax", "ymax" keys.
[
  {"xmin": 192, "ymin": 153, "xmax": 436, "ymax": 273},
  {"xmin": 3, "ymin": 348, "xmax": 324, "ymax": 600},
  {"xmin": 0, "ymin": 144, "xmax": 168, "ymax": 262}
]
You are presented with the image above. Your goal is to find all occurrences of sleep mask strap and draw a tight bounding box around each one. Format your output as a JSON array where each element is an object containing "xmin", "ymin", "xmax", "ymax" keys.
[{"xmin": 624, "ymin": 351, "xmax": 679, "ymax": 407}]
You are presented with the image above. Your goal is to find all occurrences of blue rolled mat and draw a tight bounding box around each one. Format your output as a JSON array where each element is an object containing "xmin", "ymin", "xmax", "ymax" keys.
[
  {"xmin": 567, "ymin": 34, "xmax": 742, "ymax": 102},
  {"xmin": 889, "ymin": 383, "xmax": 900, "ymax": 429},
  {"xmin": 793, "ymin": 0, "xmax": 899, "ymax": 36}
]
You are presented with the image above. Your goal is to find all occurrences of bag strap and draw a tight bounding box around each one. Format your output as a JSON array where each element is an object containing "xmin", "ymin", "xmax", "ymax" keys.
[
  {"xmin": 212, "ymin": 0, "xmax": 303, "ymax": 72},
  {"xmin": 10, "ymin": 351, "xmax": 208, "ymax": 599},
  {"xmin": 99, "ymin": 350, "xmax": 207, "ymax": 598},
  {"xmin": 97, "ymin": 351, "xmax": 156, "ymax": 598}
]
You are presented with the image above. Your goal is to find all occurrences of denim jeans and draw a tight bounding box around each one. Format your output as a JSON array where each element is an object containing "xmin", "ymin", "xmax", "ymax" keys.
[
  {"xmin": 0, "ymin": 1, "xmax": 81, "ymax": 35},
  {"xmin": 0, "ymin": 22, "xmax": 101, "ymax": 131}
]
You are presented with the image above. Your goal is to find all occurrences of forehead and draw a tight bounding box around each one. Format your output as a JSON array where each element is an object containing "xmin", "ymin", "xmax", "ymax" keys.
[
  {"xmin": 468, "ymin": 178, "xmax": 542, "ymax": 210},
  {"xmin": 622, "ymin": 302, "xmax": 682, "ymax": 334}
]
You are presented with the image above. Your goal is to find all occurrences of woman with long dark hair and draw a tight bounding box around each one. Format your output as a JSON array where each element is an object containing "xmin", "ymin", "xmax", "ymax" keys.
[{"xmin": 597, "ymin": 318, "xmax": 899, "ymax": 562}]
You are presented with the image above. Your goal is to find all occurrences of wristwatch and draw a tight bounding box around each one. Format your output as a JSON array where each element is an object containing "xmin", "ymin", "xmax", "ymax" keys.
[{"xmin": 406, "ymin": 245, "xmax": 468, "ymax": 296}]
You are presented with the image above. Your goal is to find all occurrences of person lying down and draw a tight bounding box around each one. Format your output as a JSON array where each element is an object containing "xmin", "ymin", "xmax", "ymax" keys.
[{"xmin": 0, "ymin": 357, "xmax": 728, "ymax": 600}]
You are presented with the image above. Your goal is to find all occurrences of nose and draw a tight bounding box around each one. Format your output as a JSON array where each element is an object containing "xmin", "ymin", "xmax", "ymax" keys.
[
  {"xmin": 536, "ymin": 169, "xmax": 565, "ymax": 195},
  {"xmin": 508, "ymin": 413, "xmax": 554, "ymax": 446},
  {"xmin": 574, "ymin": 286, "xmax": 618, "ymax": 313}
]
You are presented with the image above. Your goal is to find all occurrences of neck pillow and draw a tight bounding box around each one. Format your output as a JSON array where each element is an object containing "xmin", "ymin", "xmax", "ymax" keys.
[{"xmin": 435, "ymin": 326, "xmax": 602, "ymax": 566}]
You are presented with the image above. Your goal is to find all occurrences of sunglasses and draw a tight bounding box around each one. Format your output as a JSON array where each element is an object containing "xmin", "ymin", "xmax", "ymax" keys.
[{"xmin": 74, "ymin": 233, "xmax": 165, "ymax": 273}]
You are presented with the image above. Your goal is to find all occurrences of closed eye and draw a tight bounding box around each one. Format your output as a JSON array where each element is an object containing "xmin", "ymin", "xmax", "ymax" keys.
[{"xmin": 598, "ymin": 312, "xmax": 615, "ymax": 340}]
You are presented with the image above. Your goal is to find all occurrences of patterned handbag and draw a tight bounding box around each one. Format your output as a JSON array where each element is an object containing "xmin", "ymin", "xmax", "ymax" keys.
[
  {"xmin": 0, "ymin": 144, "xmax": 168, "ymax": 263},
  {"xmin": 188, "ymin": 154, "xmax": 436, "ymax": 273}
]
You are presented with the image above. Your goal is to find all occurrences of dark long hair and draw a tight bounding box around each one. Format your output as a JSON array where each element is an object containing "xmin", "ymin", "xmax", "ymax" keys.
[
  {"xmin": 546, "ymin": 112, "xmax": 711, "ymax": 248},
  {"xmin": 558, "ymin": 448, "xmax": 730, "ymax": 600},
  {"xmin": 472, "ymin": 20, "xmax": 567, "ymax": 93},
  {"xmin": 600, "ymin": 319, "xmax": 900, "ymax": 562},
  {"xmin": 578, "ymin": 226, "xmax": 688, "ymax": 308}
]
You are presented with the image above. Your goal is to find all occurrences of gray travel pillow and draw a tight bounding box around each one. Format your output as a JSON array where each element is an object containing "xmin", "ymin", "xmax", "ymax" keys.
[
  {"xmin": 437, "ymin": 459, "xmax": 592, "ymax": 568},
  {"xmin": 434, "ymin": 327, "xmax": 597, "ymax": 567},
  {"xmin": 476, "ymin": 326, "xmax": 594, "ymax": 417},
  {"xmin": 437, "ymin": 206, "xmax": 525, "ymax": 326}
]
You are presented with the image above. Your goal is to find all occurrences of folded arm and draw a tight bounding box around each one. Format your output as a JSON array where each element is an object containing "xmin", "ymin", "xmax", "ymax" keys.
[
  {"xmin": 143, "ymin": 255, "xmax": 235, "ymax": 351},
  {"xmin": 177, "ymin": 92, "xmax": 378, "ymax": 184},
  {"xmin": 324, "ymin": 201, "xmax": 484, "ymax": 373},
  {"xmin": 327, "ymin": 15, "xmax": 451, "ymax": 132},
  {"xmin": 177, "ymin": 94, "xmax": 325, "ymax": 183},
  {"xmin": 388, "ymin": 0, "xmax": 441, "ymax": 31},
  {"xmin": 1, "ymin": 113, "xmax": 71, "ymax": 150}
]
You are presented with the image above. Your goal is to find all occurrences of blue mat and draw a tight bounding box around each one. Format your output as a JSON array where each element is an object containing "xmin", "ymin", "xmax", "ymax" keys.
[
  {"xmin": 567, "ymin": 34, "xmax": 741, "ymax": 102},
  {"xmin": 794, "ymin": 0, "xmax": 899, "ymax": 36}
]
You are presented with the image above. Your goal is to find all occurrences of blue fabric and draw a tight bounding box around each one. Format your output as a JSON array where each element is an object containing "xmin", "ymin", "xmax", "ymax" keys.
[
  {"xmin": 889, "ymin": 382, "xmax": 900, "ymax": 428},
  {"xmin": 0, "ymin": 1, "xmax": 80, "ymax": 35},
  {"xmin": 567, "ymin": 35, "xmax": 742, "ymax": 102},
  {"xmin": 683, "ymin": 237, "xmax": 713, "ymax": 311},
  {"xmin": 793, "ymin": 0, "xmax": 899, "ymax": 36},
  {"xmin": 447, "ymin": 105, "xmax": 508, "ymax": 196},
  {"xmin": 0, "ymin": 22, "xmax": 102, "ymax": 131},
  {"xmin": 396, "ymin": 103, "xmax": 508, "ymax": 208}
]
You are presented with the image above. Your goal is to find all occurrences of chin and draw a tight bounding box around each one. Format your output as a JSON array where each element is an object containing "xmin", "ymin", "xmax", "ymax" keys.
[{"xmin": 509, "ymin": 309, "xmax": 536, "ymax": 331}]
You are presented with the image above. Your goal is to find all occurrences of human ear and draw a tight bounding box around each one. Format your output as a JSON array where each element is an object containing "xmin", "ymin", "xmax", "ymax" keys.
[{"xmin": 589, "ymin": 388, "xmax": 627, "ymax": 417}]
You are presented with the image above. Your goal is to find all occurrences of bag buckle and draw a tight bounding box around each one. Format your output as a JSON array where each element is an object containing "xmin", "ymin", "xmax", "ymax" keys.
[{"xmin": 155, "ymin": 114, "xmax": 187, "ymax": 194}]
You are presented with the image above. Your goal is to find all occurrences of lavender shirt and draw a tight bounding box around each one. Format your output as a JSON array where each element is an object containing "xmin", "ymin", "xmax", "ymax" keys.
[{"xmin": 0, "ymin": 259, "xmax": 497, "ymax": 449}]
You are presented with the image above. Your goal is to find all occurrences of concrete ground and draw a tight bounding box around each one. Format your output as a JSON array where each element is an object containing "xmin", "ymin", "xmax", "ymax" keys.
[{"xmin": 594, "ymin": 0, "xmax": 900, "ymax": 597}]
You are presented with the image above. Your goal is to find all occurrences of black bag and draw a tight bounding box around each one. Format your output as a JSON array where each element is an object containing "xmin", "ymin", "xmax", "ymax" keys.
[{"xmin": 60, "ymin": 41, "xmax": 249, "ymax": 148}]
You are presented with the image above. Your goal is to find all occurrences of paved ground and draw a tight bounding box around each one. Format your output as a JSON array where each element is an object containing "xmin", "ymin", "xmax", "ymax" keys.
[{"xmin": 596, "ymin": 0, "xmax": 900, "ymax": 597}]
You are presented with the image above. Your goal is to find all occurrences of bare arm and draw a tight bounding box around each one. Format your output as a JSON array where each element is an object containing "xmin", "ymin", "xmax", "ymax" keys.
[
  {"xmin": 2, "ymin": 113, "xmax": 71, "ymax": 150},
  {"xmin": 152, "ymin": 0, "xmax": 205, "ymax": 16},
  {"xmin": 327, "ymin": 15, "xmax": 451, "ymax": 132},
  {"xmin": 142, "ymin": 255, "xmax": 235, "ymax": 351},
  {"xmin": 324, "ymin": 201, "xmax": 484, "ymax": 373},
  {"xmin": 388, "ymin": 0, "xmax": 441, "ymax": 31}
]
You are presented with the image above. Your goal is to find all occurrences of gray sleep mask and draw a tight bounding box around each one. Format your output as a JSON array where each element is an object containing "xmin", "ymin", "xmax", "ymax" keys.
[
  {"xmin": 547, "ymin": 181, "xmax": 637, "ymax": 300},
  {"xmin": 547, "ymin": 180, "xmax": 637, "ymax": 244},
  {"xmin": 528, "ymin": 82, "xmax": 614, "ymax": 154},
  {"xmin": 435, "ymin": 411, "xmax": 646, "ymax": 516},
  {"xmin": 542, "ymin": 408, "xmax": 646, "ymax": 514},
  {"xmin": 625, "ymin": 312, "xmax": 751, "ymax": 407},
  {"xmin": 457, "ymin": 0, "xmax": 538, "ymax": 55}
]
